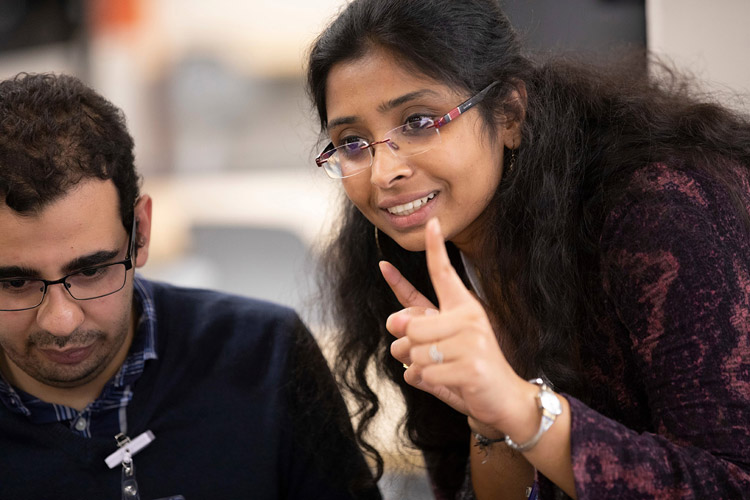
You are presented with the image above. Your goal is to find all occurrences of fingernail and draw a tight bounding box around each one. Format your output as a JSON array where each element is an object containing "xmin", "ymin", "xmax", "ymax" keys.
[{"xmin": 425, "ymin": 308, "xmax": 438, "ymax": 316}]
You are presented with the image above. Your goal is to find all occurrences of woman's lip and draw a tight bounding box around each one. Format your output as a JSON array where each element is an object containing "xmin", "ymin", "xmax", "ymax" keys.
[
  {"xmin": 39, "ymin": 345, "xmax": 95, "ymax": 365},
  {"xmin": 378, "ymin": 190, "xmax": 439, "ymax": 210},
  {"xmin": 381, "ymin": 192, "xmax": 439, "ymax": 229}
]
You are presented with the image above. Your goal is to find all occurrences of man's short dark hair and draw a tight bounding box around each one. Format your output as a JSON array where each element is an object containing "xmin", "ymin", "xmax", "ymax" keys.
[{"xmin": 0, "ymin": 73, "xmax": 139, "ymax": 229}]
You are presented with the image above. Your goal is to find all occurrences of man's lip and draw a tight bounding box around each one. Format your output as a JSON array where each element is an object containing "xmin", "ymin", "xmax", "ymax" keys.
[
  {"xmin": 378, "ymin": 190, "xmax": 438, "ymax": 210},
  {"xmin": 38, "ymin": 345, "xmax": 95, "ymax": 364}
]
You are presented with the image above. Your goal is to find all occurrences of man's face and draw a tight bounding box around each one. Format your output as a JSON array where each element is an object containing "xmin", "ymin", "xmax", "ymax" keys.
[{"xmin": 0, "ymin": 180, "xmax": 140, "ymax": 392}]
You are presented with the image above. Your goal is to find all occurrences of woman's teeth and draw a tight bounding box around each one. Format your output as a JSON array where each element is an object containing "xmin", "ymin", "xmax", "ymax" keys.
[{"xmin": 387, "ymin": 193, "xmax": 436, "ymax": 216}]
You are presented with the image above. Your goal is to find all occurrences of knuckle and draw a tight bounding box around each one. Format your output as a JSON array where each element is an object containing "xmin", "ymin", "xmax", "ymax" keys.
[
  {"xmin": 390, "ymin": 342, "xmax": 400, "ymax": 357},
  {"xmin": 439, "ymin": 261, "xmax": 454, "ymax": 279},
  {"xmin": 405, "ymin": 288, "xmax": 421, "ymax": 305},
  {"xmin": 464, "ymin": 358, "xmax": 489, "ymax": 383}
]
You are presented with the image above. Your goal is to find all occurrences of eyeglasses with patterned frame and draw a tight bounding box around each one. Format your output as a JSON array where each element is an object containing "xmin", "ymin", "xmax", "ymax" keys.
[{"xmin": 315, "ymin": 81, "xmax": 499, "ymax": 179}]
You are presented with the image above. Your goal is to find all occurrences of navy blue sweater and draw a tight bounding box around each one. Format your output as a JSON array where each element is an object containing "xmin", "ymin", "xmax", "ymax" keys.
[{"xmin": 0, "ymin": 280, "xmax": 381, "ymax": 499}]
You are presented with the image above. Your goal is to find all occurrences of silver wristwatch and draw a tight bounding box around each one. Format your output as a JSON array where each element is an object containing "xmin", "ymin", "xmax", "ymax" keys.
[{"xmin": 504, "ymin": 378, "xmax": 562, "ymax": 452}]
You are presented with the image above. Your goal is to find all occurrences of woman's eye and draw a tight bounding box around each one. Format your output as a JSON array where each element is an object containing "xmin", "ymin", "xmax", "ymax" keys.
[
  {"xmin": 406, "ymin": 114, "xmax": 431, "ymax": 124},
  {"xmin": 336, "ymin": 135, "xmax": 365, "ymax": 147},
  {"xmin": 404, "ymin": 115, "xmax": 434, "ymax": 129}
]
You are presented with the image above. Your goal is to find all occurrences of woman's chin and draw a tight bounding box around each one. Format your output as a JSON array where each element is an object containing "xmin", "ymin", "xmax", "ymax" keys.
[{"xmin": 382, "ymin": 231, "xmax": 428, "ymax": 253}]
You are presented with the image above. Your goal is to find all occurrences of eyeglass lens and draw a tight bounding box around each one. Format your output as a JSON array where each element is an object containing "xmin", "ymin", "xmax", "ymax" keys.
[{"xmin": 323, "ymin": 118, "xmax": 440, "ymax": 178}]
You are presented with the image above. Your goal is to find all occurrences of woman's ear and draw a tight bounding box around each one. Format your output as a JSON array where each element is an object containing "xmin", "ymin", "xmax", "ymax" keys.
[
  {"xmin": 133, "ymin": 195, "xmax": 153, "ymax": 268},
  {"xmin": 501, "ymin": 81, "xmax": 527, "ymax": 149}
]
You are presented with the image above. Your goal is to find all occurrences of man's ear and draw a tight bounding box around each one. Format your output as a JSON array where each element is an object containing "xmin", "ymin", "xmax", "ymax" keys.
[{"xmin": 133, "ymin": 195, "xmax": 152, "ymax": 268}]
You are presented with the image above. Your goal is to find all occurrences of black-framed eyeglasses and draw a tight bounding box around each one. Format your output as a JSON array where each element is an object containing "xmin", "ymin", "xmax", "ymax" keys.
[
  {"xmin": 315, "ymin": 81, "xmax": 499, "ymax": 179},
  {"xmin": 0, "ymin": 216, "xmax": 137, "ymax": 312}
]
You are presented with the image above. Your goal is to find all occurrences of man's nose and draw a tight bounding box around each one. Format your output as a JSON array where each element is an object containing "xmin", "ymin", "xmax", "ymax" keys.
[{"xmin": 35, "ymin": 283, "xmax": 85, "ymax": 337}]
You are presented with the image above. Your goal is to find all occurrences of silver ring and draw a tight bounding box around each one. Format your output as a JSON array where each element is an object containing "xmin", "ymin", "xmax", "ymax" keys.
[{"xmin": 429, "ymin": 343, "xmax": 444, "ymax": 364}]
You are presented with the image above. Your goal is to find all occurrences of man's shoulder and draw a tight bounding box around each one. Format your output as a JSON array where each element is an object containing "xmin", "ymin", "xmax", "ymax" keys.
[
  {"xmin": 140, "ymin": 277, "xmax": 294, "ymax": 316},
  {"xmin": 137, "ymin": 277, "xmax": 303, "ymax": 341}
]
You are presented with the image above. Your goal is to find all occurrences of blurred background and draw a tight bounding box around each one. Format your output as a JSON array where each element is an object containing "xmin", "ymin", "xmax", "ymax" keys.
[{"xmin": 1, "ymin": 0, "xmax": 747, "ymax": 497}]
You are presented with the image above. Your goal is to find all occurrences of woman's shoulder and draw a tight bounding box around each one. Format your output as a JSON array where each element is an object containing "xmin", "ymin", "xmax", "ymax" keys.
[
  {"xmin": 605, "ymin": 157, "xmax": 749, "ymax": 224},
  {"xmin": 619, "ymin": 158, "xmax": 747, "ymax": 201},
  {"xmin": 599, "ymin": 157, "xmax": 750, "ymax": 268}
]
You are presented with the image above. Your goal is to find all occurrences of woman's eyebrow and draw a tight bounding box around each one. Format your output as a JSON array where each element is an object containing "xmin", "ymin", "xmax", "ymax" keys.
[
  {"xmin": 327, "ymin": 89, "xmax": 442, "ymax": 129},
  {"xmin": 328, "ymin": 115, "xmax": 357, "ymax": 129},
  {"xmin": 376, "ymin": 89, "xmax": 440, "ymax": 113}
]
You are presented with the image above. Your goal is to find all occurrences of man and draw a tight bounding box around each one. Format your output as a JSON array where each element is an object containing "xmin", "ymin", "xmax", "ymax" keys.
[{"xmin": 0, "ymin": 73, "xmax": 380, "ymax": 500}]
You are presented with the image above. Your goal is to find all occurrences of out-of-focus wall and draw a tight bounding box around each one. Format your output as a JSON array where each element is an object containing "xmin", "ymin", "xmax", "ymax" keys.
[{"xmin": 647, "ymin": 0, "xmax": 750, "ymax": 112}]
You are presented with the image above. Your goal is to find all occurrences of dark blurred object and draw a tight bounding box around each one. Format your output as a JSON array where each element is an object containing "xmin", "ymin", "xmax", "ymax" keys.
[
  {"xmin": 0, "ymin": 0, "xmax": 85, "ymax": 52},
  {"xmin": 503, "ymin": 0, "xmax": 646, "ymax": 57}
]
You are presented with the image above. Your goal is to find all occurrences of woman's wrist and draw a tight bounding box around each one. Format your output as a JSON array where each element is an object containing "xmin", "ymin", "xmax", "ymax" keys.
[
  {"xmin": 505, "ymin": 379, "xmax": 563, "ymax": 451},
  {"xmin": 503, "ymin": 379, "xmax": 546, "ymax": 444},
  {"xmin": 470, "ymin": 379, "xmax": 555, "ymax": 450}
]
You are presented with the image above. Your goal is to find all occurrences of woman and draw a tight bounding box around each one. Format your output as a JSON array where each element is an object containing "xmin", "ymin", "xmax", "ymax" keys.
[{"xmin": 307, "ymin": 0, "xmax": 750, "ymax": 498}]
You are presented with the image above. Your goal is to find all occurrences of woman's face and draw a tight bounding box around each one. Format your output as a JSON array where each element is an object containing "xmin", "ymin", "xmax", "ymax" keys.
[{"xmin": 325, "ymin": 48, "xmax": 520, "ymax": 256}]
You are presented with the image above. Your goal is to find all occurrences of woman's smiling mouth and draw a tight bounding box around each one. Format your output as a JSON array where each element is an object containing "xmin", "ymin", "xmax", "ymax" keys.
[{"xmin": 386, "ymin": 192, "xmax": 436, "ymax": 216}]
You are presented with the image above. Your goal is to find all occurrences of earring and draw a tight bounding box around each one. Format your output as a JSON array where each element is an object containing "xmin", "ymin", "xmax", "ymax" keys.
[
  {"xmin": 374, "ymin": 226, "xmax": 382, "ymax": 256},
  {"xmin": 507, "ymin": 148, "xmax": 517, "ymax": 174}
]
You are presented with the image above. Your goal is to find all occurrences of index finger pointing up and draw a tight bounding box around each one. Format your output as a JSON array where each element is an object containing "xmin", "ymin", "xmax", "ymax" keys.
[{"xmin": 425, "ymin": 218, "xmax": 475, "ymax": 310}]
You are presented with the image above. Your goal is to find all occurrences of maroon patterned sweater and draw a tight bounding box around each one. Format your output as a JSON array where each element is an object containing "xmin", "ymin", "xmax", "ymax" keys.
[{"xmin": 547, "ymin": 160, "xmax": 750, "ymax": 499}]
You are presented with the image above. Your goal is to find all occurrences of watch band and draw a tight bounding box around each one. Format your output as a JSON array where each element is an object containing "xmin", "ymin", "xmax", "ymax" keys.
[{"xmin": 504, "ymin": 378, "xmax": 562, "ymax": 452}]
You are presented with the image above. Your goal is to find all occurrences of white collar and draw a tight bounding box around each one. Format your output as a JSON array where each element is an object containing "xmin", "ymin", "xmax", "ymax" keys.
[{"xmin": 460, "ymin": 251, "xmax": 486, "ymax": 301}]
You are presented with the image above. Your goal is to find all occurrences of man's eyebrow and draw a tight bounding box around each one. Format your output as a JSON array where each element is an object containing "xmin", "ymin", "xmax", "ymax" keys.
[
  {"xmin": 327, "ymin": 89, "xmax": 442, "ymax": 130},
  {"xmin": 62, "ymin": 250, "xmax": 120, "ymax": 274},
  {"xmin": 0, "ymin": 249, "xmax": 121, "ymax": 280},
  {"xmin": 0, "ymin": 266, "xmax": 41, "ymax": 279}
]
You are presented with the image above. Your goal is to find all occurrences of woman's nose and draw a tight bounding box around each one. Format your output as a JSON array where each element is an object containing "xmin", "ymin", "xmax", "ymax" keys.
[{"xmin": 369, "ymin": 143, "xmax": 413, "ymax": 187}]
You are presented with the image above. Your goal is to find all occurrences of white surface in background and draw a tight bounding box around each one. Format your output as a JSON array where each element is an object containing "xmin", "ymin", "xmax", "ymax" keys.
[
  {"xmin": 142, "ymin": 169, "xmax": 340, "ymax": 260},
  {"xmin": 647, "ymin": 0, "xmax": 750, "ymax": 111}
]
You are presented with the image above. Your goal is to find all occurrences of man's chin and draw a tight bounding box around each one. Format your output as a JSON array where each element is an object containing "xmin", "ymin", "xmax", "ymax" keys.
[{"xmin": 33, "ymin": 357, "xmax": 108, "ymax": 389}]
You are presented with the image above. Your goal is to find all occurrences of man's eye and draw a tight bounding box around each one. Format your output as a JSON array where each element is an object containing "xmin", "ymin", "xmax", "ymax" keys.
[
  {"xmin": 76, "ymin": 267, "xmax": 107, "ymax": 279},
  {"xmin": 4, "ymin": 279, "xmax": 29, "ymax": 289},
  {"xmin": 0, "ymin": 279, "xmax": 37, "ymax": 293}
]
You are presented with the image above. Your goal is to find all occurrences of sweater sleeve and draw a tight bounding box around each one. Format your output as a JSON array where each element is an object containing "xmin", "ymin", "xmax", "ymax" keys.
[{"xmin": 569, "ymin": 164, "xmax": 750, "ymax": 498}]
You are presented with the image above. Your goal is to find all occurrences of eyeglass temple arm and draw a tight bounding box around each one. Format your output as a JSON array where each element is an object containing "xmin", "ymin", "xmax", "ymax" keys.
[
  {"xmin": 315, "ymin": 139, "xmax": 379, "ymax": 167},
  {"xmin": 127, "ymin": 211, "xmax": 138, "ymax": 261},
  {"xmin": 433, "ymin": 81, "xmax": 499, "ymax": 129},
  {"xmin": 315, "ymin": 143, "xmax": 334, "ymax": 167}
]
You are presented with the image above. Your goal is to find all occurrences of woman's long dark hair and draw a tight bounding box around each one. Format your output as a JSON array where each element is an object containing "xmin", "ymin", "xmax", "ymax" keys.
[{"xmin": 308, "ymin": 0, "xmax": 750, "ymax": 494}]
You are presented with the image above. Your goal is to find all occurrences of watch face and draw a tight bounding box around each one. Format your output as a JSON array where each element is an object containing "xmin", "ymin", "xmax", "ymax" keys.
[{"xmin": 540, "ymin": 390, "xmax": 562, "ymax": 415}]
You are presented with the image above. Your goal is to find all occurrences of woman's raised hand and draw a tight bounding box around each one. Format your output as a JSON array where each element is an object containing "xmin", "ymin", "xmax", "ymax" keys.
[{"xmin": 380, "ymin": 218, "xmax": 529, "ymax": 435}]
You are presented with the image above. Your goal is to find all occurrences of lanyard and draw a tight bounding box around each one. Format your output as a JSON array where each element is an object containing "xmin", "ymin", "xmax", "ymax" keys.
[
  {"xmin": 116, "ymin": 433, "xmax": 142, "ymax": 500},
  {"xmin": 105, "ymin": 431, "xmax": 185, "ymax": 500},
  {"xmin": 105, "ymin": 431, "xmax": 155, "ymax": 499}
]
